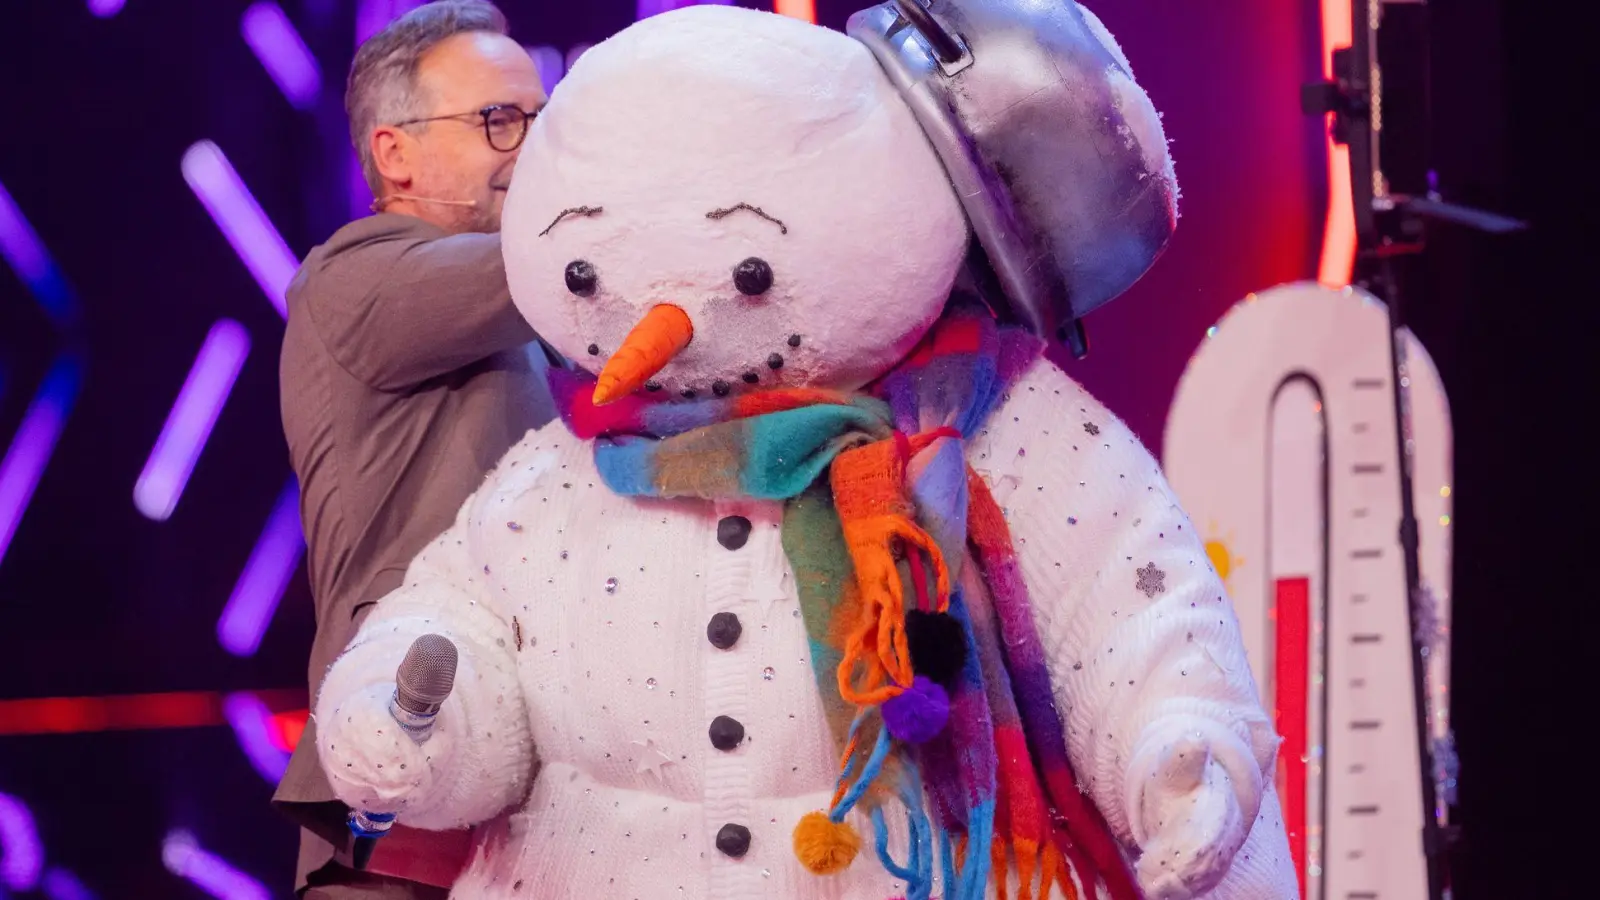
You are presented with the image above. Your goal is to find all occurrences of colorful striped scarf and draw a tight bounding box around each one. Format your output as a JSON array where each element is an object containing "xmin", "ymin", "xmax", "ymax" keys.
[{"xmin": 550, "ymin": 300, "xmax": 1138, "ymax": 900}]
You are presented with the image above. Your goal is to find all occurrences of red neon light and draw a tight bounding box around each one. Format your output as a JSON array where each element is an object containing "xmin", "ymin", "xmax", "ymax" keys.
[
  {"xmin": 0, "ymin": 689, "xmax": 305, "ymax": 736},
  {"xmin": 271, "ymin": 708, "xmax": 310, "ymax": 752},
  {"xmin": 774, "ymin": 0, "xmax": 816, "ymax": 23},
  {"xmin": 1317, "ymin": 0, "xmax": 1356, "ymax": 287},
  {"xmin": 1273, "ymin": 577, "xmax": 1311, "ymax": 896}
]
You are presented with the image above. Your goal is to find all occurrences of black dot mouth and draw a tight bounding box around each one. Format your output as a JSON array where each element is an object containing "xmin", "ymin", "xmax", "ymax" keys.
[{"xmin": 642, "ymin": 338, "xmax": 797, "ymax": 399}]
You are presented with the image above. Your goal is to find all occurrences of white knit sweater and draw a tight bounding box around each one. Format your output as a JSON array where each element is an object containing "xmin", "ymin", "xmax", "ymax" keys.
[{"xmin": 314, "ymin": 358, "xmax": 1299, "ymax": 899}]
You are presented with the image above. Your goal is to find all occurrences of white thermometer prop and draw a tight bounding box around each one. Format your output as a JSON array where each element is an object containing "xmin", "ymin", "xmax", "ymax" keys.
[{"xmin": 1162, "ymin": 282, "xmax": 1455, "ymax": 900}]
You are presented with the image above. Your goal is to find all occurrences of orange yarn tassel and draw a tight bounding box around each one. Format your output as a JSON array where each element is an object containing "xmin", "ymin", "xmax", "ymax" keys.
[
  {"xmin": 991, "ymin": 838, "xmax": 1010, "ymax": 900},
  {"xmin": 829, "ymin": 435, "xmax": 952, "ymax": 707},
  {"xmin": 1042, "ymin": 842, "xmax": 1076, "ymax": 900},
  {"xmin": 1015, "ymin": 838, "xmax": 1039, "ymax": 900}
]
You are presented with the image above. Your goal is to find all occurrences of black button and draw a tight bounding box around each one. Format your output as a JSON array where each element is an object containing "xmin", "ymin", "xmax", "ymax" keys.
[
  {"xmin": 716, "ymin": 823, "xmax": 752, "ymax": 858},
  {"xmin": 709, "ymin": 715, "xmax": 745, "ymax": 751},
  {"xmin": 707, "ymin": 612, "xmax": 742, "ymax": 650},
  {"xmin": 717, "ymin": 515, "xmax": 752, "ymax": 550}
]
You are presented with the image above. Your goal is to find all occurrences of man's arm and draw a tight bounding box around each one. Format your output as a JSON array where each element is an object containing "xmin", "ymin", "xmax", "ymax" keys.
[{"xmin": 299, "ymin": 217, "xmax": 536, "ymax": 391}]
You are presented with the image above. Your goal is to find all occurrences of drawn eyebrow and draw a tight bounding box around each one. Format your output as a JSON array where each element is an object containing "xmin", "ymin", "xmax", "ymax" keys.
[
  {"xmin": 539, "ymin": 205, "xmax": 604, "ymax": 237},
  {"xmin": 706, "ymin": 203, "xmax": 788, "ymax": 235}
]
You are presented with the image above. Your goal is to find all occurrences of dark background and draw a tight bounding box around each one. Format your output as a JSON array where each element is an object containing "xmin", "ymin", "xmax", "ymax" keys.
[{"xmin": 0, "ymin": 0, "xmax": 1579, "ymax": 896}]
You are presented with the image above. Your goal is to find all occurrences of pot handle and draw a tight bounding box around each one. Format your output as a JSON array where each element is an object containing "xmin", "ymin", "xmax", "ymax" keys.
[{"xmin": 892, "ymin": 0, "xmax": 965, "ymax": 65}]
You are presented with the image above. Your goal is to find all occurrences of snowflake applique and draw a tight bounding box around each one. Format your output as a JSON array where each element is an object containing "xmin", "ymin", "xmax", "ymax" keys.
[
  {"xmin": 1136, "ymin": 562, "xmax": 1166, "ymax": 598},
  {"xmin": 1084, "ymin": 421, "xmax": 1101, "ymax": 436}
]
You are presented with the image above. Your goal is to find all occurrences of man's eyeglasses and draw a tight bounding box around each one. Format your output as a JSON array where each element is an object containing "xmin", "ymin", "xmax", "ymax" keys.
[{"xmin": 392, "ymin": 104, "xmax": 538, "ymax": 153}]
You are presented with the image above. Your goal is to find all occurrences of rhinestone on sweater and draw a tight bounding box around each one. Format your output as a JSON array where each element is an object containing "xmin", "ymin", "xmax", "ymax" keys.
[
  {"xmin": 762, "ymin": 667, "xmax": 775, "ymax": 681},
  {"xmin": 605, "ymin": 577, "xmax": 619, "ymax": 594}
]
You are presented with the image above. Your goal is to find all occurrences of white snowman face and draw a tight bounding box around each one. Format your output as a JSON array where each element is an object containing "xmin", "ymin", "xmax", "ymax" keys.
[{"xmin": 501, "ymin": 5, "xmax": 968, "ymax": 400}]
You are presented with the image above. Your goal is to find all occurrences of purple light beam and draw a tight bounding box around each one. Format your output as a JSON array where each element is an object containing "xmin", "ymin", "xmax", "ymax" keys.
[
  {"xmin": 181, "ymin": 141, "xmax": 297, "ymax": 318},
  {"xmin": 134, "ymin": 320, "xmax": 251, "ymax": 522},
  {"xmin": 217, "ymin": 478, "xmax": 303, "ymax": 656},
  {"xmin": 86, "ymin": 0, "xmax": 125, "ymax": 18},
  {"xmin": 0, "ymin": 178, "xmax": 77, "ymax": 325},
  {"xmin": 636, "ymin": 0, "xmax": 730, "ymax": 18},
  {"xmin": 42, "ymin": 868, "xmax": 97, "ymax": 900},
  {"xmin": 348, "ymin": 152, "xmax": 371, "ymax": 223},
  {"xmin": 161, "ymin": 831, "xmax": 269, "ymax": 900},
  {"xmin": 565, "ymin": 43, "xmax": 592, "ymax": 74},
  {"xmin": 222, "ymin": 692, "xmax": 291, "ymax": 782},
  {"xmin": 356, "ymin": 0, "xmax": 422, "ymax": 45},
  {"xmin": 242, "ymin": 2, "xmax": 322, "ymax": 110},
  {"xmin": 0, "ymin": 359, "xmax": 81, "ymax": 569},
  {"xmin": 0, "ymin": 792, "xmax": 42, "ymax": 892},
  {"xmin": 527, "ymin": 45, "xmax": 564, "ymax": 95}
]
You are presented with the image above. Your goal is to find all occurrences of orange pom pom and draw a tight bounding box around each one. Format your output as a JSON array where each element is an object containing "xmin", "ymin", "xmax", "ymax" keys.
[{"xmin": 793, "ymin": 811, "xmax": 860, "ymax": 875}]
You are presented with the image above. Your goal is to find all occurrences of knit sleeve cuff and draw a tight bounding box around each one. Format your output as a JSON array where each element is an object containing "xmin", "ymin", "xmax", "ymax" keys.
[{"xmin": 314, "ymin": 508, "xmax": 535, "ymax": 830}]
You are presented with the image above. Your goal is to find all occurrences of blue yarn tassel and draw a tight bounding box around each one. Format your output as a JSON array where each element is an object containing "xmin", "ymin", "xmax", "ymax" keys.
[
  {"xmin": 871, "ymin": 776, "xmax": 935, "ymax": 900},
  {"xmin": 954, "ymin": 797, "xmax": 996, "ymax": 900},
  {"xmin": 939, "ymin": 829, "xmax": 957, "ymax": 899},
  {"xmin": 829, "ymin": 723, "xmax": 894, "ymax": 821}
]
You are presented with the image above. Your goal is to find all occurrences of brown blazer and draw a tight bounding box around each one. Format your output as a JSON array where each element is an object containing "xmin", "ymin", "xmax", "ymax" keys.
[{"xmin": 274, "ymin": 213, "xmax": 556, "ymax": 890}]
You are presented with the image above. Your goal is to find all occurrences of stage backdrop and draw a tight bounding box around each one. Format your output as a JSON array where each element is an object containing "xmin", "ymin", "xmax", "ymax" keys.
[{"xmin": 0, "ymin": 0, "xmax": 1325, "ymax": 894}]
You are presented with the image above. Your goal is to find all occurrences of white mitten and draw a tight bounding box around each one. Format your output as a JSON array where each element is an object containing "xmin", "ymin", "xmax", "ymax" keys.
[
  {"xmin": 1126, "ymin": 718, "xmax": 1264, "ymax": 900},
  {"xmin": 316, "ymin": 680, "xmax": 461, "ymax": 817}
]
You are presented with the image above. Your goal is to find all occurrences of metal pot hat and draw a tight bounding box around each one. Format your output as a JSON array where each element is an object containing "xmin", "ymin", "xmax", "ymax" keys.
[{"xmin": 847, "ymin": 0, "xmax": 1178, "ymax": 349}]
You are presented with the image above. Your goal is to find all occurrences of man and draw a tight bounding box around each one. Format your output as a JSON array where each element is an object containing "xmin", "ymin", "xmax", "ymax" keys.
[{"xmin": 274, "ymin": 2, "xmax": 555, "ymax": 897}]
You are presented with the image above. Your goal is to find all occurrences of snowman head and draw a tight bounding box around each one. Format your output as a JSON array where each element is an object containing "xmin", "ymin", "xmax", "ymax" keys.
[{"xmin": 501, "ymin": 5, "xmax": 968, "ymax": 402}]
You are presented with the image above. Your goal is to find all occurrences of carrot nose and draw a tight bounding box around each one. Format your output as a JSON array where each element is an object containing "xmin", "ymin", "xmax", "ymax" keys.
[{"xmin": 592, "ymin": 304, "xmax": 694, "ymax": 405}]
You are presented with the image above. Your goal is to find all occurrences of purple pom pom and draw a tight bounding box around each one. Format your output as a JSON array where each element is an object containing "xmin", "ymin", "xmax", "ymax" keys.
[{"xmin": 882, "ymin": 676, "xmax": 950, "ymax": 744}]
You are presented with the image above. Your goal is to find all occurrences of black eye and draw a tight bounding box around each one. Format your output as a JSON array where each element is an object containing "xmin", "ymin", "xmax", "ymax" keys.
[
  {"xmin": 733, "ymin": 257, "xmax": 773, "ymax": 296},
  {"xmin": 565, "ymin": 260, "xmax": 598, "ymax": 297}
]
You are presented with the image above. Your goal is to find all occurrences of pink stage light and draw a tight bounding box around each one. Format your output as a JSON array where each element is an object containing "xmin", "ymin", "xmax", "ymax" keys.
[
  {"xmin": 216, "ymin": 478, "xmax": 304, "ymax": 657},
  {"xmin": 86, "ymin": 0, "xmax": 124, "ymax": 18},
  {"xmin": 1317, "ymin": 0, "xmax": 1356, "ymax": 287},
  {"xmin": 161, "ymin": 831, "xmax": 269, "ymax": 900},
  {"xmin": 0, "ymin": 359, "xmax": 80, "ymax": 569},
  {"xmin": 134, "ymin": 320, "xmax": 251, "ymax": 522},
  {"xmin": 774, "ymin": 0, "xmax": 816, "ymax": 22},
  {"xmin": 222, "ymin": 692, "xmax": 292, "ymax": 782},
  {"xmin": 0, "ymin": 792, "xmax": 42, "ymax": 892},
  {"xmin": 0, "ymin": 179, "xmax": 76, "ymax": 325},
  {"xmin": 181, "ymin": 141, "xmax": 297, "ymax": 318},
  {"xmin": 242, "ymin": 2, "xmax": 322, "ymax": 111}
]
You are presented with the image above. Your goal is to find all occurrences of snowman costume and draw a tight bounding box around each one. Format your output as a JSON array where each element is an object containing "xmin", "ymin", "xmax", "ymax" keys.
[{"xmin": 312, "ymin": 7, "xmax": 1298, "ymax": 899}]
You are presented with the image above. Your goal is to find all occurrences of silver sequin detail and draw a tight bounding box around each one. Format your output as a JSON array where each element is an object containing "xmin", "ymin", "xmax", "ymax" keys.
[
  {"xmin": 605, "ymin": 577, "xmax": 619, "ymax": 594},
  {"xmin": 762, "ymin": 667, "xmax": 775, "ymax": 681}
]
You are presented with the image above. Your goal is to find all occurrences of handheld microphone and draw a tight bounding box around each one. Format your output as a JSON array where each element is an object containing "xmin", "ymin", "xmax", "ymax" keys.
[{"xmin": 349, "ymin": 633, "xmax": 459, "ymax": 870}]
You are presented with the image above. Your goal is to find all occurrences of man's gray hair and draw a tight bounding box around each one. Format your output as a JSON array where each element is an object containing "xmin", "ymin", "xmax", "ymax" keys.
[{"xmin": 346, "ymin": 0, "xmax": 509, "ymax": 196}]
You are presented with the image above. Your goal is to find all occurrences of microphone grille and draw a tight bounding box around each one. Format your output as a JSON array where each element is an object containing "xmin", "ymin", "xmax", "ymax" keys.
[{"xmin": 395, "ymin": 633, "xmax": 459, "ymax": 713}]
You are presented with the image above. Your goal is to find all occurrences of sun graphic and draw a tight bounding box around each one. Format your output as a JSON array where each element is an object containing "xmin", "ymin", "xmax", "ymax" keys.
[{"xmin": 1203, "ymin": 521, "xmax": 1244, "ymax": 588}]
